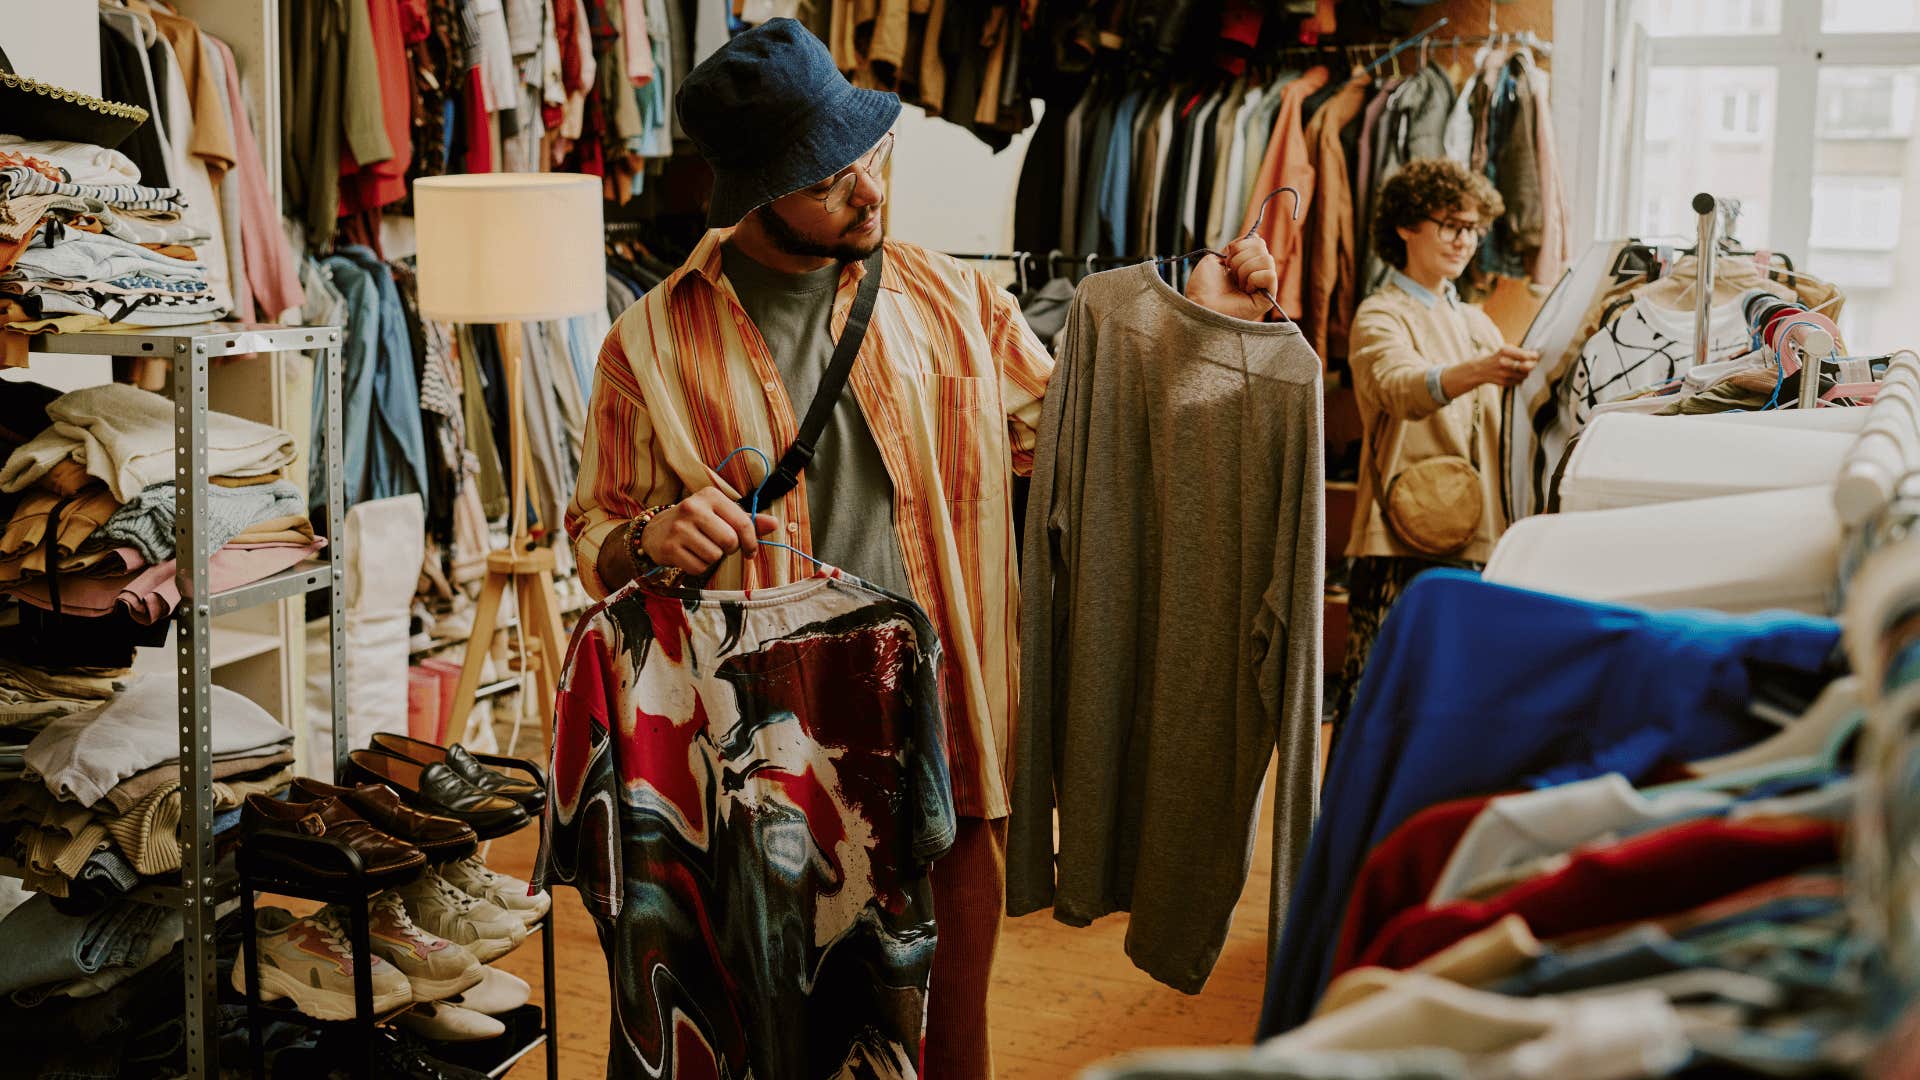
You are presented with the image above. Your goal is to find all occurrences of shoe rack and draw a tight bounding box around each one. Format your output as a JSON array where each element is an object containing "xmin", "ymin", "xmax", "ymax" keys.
[
  {"xmin": 233, "ymin": 755, "xmax": 559, "ymax": 1080},
  {"xmin": 28, "ymin": 325, "xmax": 349, "ymax": 1080}
]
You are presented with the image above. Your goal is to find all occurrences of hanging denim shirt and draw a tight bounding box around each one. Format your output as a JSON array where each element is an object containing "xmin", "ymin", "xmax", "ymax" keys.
[
  {"xmin": 314, "ymin": 249, "xmax": 429, "ymax": 510},
  {"xmin": 336, "ymin": 245, "xmax": 429, "ymax": 504},
  {"xmin": 312, "ymin": 253, "xmax": 380, "ymax": 510}
]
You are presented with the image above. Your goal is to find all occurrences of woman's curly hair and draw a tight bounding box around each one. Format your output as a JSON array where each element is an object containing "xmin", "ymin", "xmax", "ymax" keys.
[{"xmin": 1370, "ymin": 158, "xmax": 1505, "ymax": 270}]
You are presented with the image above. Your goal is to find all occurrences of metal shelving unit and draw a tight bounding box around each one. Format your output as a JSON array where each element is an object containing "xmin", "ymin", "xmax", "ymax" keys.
[{"xmin": 29, "ymin": 322, "xmax": 346, "ymax": 1080}]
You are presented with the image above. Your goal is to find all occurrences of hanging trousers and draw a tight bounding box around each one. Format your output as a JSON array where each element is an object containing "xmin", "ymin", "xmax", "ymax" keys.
[{"xmin": 923, "ymin": 815, "xmax": 1008, "ymax": 1080}]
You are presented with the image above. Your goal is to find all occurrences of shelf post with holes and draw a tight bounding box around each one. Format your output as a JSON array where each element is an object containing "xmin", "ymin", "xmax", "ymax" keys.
[{"xmin": 27, "ymin": 323, "xmax": 345, "ymax": 1080}]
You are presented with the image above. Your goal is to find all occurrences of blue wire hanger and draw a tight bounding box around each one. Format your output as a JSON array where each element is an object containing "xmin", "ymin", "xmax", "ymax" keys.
[{"xmin": 705, "ymin": 445, "xmax": 836, "ymax": 577}]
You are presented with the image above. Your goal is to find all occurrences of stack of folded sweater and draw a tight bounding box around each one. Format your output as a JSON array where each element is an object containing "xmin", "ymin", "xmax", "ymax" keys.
[
  {"xmin": 0, "ymin": 674, "xmax": 293, "ymax": 900},
  {"xmin": 0, "ymin": 383, "xmax": 322, "ymax": 626},
  {"xmin": 0, "ymin": 138, "xmax": 228, "ymax": 331}
]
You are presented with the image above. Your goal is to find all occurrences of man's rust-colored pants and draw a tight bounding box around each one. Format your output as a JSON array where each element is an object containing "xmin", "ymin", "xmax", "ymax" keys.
[{"xmin": 922, "ymin": 816, "xmax": 1008, "ymax": 1080}]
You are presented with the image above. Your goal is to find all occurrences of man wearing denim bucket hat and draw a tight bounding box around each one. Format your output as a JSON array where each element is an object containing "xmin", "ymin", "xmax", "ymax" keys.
[{"xmin": 567, "ymin": 18, "xmax": 1279, "ymax": 1076}]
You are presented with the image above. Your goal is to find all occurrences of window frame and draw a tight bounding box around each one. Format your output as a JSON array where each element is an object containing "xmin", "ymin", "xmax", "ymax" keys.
[{"xmin": 1621, "ymin": 0, "xmax": 1920, "ymax": 259}]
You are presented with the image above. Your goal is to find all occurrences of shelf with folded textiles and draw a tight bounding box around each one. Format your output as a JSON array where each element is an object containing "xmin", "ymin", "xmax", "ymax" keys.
[{"xmin": 23, "ymin": 322, "xmax": 346, "ymax": 361}]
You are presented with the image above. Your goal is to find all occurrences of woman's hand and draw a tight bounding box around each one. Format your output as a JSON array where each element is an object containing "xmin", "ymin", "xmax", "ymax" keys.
[
  {"xmin": 642, "ymin": 488, "xmax": 779, "ymax": 575},
  {"xmin": 1185, "ymin": 236, "xmax": 1280, "ymax": 322},
  {"xmin": 1445, "ymin": 345, "xmax": 1540, "ymax": 397}
]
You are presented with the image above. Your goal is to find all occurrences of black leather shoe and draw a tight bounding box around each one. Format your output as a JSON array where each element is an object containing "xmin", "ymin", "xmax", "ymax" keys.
[
  {"xmin": 369, "ymin": 733, "xmax": 546, "ymax": 812},
  {"xmin": 346, "ymin": 749, "xmax": 530, "ymax": 839}
]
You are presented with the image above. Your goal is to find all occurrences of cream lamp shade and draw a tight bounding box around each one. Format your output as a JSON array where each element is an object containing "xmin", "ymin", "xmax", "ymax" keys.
[{"xmin": 413, "ymin": 173, "xmax": 604, "ymax": 322}]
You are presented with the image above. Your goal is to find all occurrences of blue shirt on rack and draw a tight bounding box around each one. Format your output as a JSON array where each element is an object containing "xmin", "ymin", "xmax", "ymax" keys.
[{"xmin": 1258, "ymin": 570, "xmax": 1842, "ymax": 1036}]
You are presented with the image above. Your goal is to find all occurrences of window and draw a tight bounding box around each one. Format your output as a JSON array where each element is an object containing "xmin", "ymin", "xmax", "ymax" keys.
[
  {"xmin": 1646, "ymin": 0, "xmax": 1782, "ymax": 34},
  {"xmin": 1819, "ymin": 70, "xmax": 1917, "ymax": 139},
  {"xmin": 1712, "ymin": 87, "xmax": 1768, "ymax": 141},
  {"xmin": 1823, "ymin": 0, "xmax": 1920, "ymax": 32},
  {"xmin": 1609, "ymin": 1, "xmax": 1920, "ymax": 351},
  {"xmin": 1644, "ymin": 72, "xmax": 1682, "ymax": 141},
  {"xmin": 1811, "ymin": 177, "xmax": 1900, "ymax": 251},
  {"xmin": 1634, "ymin": 67, "xmax": 1778, "ymax": 244}
]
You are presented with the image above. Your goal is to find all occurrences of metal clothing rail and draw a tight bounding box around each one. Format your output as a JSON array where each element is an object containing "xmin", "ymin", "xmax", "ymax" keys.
[{"xmin": 1836, "ymin": 349, "xmax": 1920, "ymax": 527}]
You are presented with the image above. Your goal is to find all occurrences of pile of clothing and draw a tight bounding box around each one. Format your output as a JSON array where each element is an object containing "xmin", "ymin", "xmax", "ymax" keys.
[
  {"xmin": 0, "ymin": 877, "xmax": 183, "ymax": 1015},
  {"xmin": 0, "ymin": 139, "xmax": 225, "ymax": 332},
  {"xmin": 0, "ymin": 382, "xmax": 321, "ymax": 630},
  {"xmin": 0, "ymin": 673, "xmax": 293, "ymax": 900},
  {"xmin": 1095, "ymin": 571, "xmax": 1871, "ymax": 1078},
  {"xmin": 1502, "ymin": 243, "xmax": 1848, "ymax": 521}
]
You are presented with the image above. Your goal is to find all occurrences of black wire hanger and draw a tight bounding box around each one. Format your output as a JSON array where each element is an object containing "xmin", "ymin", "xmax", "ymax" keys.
[{"xmin": 1145, "ymin": 186, "xmax": 1302, "ymax": 323}]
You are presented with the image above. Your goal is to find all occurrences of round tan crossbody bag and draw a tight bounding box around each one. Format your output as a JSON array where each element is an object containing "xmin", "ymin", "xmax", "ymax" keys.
[{"xmin": 1372, "ymin": 393, "xmax": 1484, "ymax": 558}]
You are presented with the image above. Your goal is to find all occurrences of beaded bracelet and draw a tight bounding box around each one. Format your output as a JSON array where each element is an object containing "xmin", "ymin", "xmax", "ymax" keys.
[{"xmin": 626, "ymin": 504, "xmax": 676, "ymax": 578}]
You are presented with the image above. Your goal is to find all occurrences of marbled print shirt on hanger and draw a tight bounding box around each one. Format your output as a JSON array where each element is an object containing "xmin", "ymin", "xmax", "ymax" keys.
[{"xmin": 538, "ymin": 573, "xmax": 955, "ymax": 1080}]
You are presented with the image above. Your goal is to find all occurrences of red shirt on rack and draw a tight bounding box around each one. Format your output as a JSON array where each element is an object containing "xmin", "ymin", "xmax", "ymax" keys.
[
  {"xmin": 341, "ymin": 0, "xmax": 415, "ymax": 214},
  {"xmin": 1355, "ymin": 817, "xmax": 1840, "ymax": 972}
]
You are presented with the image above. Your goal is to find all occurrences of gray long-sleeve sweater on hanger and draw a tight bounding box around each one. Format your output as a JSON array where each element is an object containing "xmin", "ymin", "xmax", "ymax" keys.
[{"xmin": 1009, "ymin": 263, "xmax": 1326, "ymax": 994}]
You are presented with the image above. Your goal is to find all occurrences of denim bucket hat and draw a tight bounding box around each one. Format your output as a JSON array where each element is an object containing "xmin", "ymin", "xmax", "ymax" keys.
[{"xmin": 676, "ymin": 18, "xmax": 901, "ymax": 228}]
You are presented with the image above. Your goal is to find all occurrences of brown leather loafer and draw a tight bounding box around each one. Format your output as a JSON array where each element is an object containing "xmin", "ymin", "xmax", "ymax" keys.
[
  {"xmin": 240, "ymin": 794, "xmax": 427, "ymax": 886},
  {"xmin": 289, "ymin": 777, "xmax": 479, "ymax": 863}
]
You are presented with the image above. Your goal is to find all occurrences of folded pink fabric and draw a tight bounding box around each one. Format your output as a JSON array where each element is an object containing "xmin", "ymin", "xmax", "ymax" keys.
[{"xmin": 1, "ymin": 539, "xmax": 325, "ymax": 622}]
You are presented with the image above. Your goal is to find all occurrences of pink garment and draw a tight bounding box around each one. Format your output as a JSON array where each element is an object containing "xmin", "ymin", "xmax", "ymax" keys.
[
  {"xmin": 1525, "ymin": 53, "xmax": 1571, "ymax": 287},
  {"xmin": 2, "ymin": 540, "xmax": 325, "ymax": 623},
  {"xmin": 207, "ymin": 36, "xmax": 305, "ymax": 321},
  {"xmin": 623, "ymin": 0, "xmax": 653, "ymax": 86}
]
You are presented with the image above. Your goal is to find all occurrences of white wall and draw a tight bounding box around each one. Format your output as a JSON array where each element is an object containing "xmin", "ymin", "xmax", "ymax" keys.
[
  {"xmin": 0, "ymin": 0, "xmax": 102, "ymax": 97},
  {"xmin": 887, "ymin": 103, "xmax": 1040, "ymax": 253}
]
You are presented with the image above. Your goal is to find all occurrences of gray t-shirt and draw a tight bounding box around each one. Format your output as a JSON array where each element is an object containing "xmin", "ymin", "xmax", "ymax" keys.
[{"xmin": 720, "ymin": 244, "xmax": 912, "ymax": 597}]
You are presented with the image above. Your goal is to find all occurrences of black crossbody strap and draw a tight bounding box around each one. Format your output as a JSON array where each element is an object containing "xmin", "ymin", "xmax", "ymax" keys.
[{"xmin": 739, "ymin": 246, "xmax": 884, "ymax": 512}]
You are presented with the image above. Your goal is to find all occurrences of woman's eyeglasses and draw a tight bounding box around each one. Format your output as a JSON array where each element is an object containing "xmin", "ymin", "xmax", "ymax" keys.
[
  {"xmin": 810, "ymin": 133, "xmax": 895, "ymax": 214},
  {"xmin": 1427, "ymin": 218, "xmax": 1488, "ymax": 244}
]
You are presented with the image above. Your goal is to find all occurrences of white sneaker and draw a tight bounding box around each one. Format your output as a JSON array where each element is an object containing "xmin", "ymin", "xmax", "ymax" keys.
[
  {"xmin": 441, "ymin": 852, "xmax": 551, "ymax": 926},
  {"xmin": 233, "ymin": 906, "xmax": 412, "ymax": 1020},
  {"xmin": 395, "ymin": 1001, "xmax": 506, "ymax": 1042},
  {"xmin": 395, "ymin": 868, "xmax": 527, "ymax": 963},
  {"xmin": 445, "ymin": 966, "xmax": 531, "ymax": 1016},
  {"xmin": 361, "ymin": 892, "xmax": 485, "ymax": 1001}
]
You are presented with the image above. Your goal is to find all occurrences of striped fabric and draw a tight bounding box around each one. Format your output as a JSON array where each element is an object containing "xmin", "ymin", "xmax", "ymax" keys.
[
  {"xmin": 0, "ymin": 168, "xmax": 186, "ymax": 214},
  {"xmin": 567, "ymin": 230, "xmax": 1055, "ymax": 817}
]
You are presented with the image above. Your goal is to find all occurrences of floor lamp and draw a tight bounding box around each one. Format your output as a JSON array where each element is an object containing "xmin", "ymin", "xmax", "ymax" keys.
[{"xmin": 414, "ymin": 173, "xmax": 604, "ymax": 748}]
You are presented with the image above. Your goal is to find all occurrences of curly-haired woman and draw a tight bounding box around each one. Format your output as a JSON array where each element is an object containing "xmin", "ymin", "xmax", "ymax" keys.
[{"xmin": 1333, "ymin": 158, "xmax": 1541, "ymax": 730}]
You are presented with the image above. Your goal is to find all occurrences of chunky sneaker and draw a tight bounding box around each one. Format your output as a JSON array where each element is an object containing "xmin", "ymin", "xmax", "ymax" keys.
[
  {"xmin": 396, "ymin": 1001, "xmax": 507, "ymax": 1042},
  {"xmin": 445, "ymin": 967, "xmax": 531, "ymax": 1017},
  {"xmin": 232, "ymin": 906, "xmax": 412, "ymax": 1020},
  {"xmin": 395, "ymin": 868, "xmax": 526, "ymax": 963},
  {"xmin": 440, "ymin": 852, "xmax": 551, "ymax": 926},
  {"xmin": 359, "ymin": 893, "xmax": 485, "ymax": 1001}
]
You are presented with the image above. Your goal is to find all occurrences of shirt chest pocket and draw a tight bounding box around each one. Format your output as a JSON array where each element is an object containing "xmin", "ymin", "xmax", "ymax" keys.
[{"xmin": 923, "ymin": 373, "xmax": 1004, "ymax": 503}]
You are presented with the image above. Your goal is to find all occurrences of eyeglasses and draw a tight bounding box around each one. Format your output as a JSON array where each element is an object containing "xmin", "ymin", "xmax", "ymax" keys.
[
  {"xmin": 1427, "ymin": 218, "xmax": 1488, "ymax": 244},
  {"xmin": 808, "ymin": 133, "xmax": 894, "ymax": 215}
]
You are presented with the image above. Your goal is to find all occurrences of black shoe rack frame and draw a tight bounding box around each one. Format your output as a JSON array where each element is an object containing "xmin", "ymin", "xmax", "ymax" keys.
[{"xmin": 235, "ymin": 754, "xmax": 558, "ymax": 1079}]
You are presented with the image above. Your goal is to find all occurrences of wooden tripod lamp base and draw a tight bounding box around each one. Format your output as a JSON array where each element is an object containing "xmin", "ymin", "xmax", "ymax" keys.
[
  {"xmin": 445, "ymin": 322, "xmax": 568, "ymax": 748},
  {"xmin": 412, "ymin": 174, "xmax": 604, "ymax": 751}
]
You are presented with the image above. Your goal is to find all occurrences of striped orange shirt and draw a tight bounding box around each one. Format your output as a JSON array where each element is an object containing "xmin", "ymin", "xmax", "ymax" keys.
[{"xmin": 566, "ymin": 230, "xmax": 1054, "ymax": 818}]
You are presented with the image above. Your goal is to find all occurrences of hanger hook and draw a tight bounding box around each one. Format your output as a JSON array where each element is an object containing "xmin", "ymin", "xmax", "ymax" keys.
[{"xmin": 1245, "ymin": 187, "xmax": 1303, "ymax": 237}]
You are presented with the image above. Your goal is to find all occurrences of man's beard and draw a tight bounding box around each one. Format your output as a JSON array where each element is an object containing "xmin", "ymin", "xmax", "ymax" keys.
[{"xmin": 757, "ymin": 202, "xmax": 882, "ymax": 262}]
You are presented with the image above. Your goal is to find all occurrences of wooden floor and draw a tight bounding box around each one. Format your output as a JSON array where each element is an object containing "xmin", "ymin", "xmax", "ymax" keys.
[{"xmin": 490, "ymin": 749, "xmax": 1299, "ymax": 1078}]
